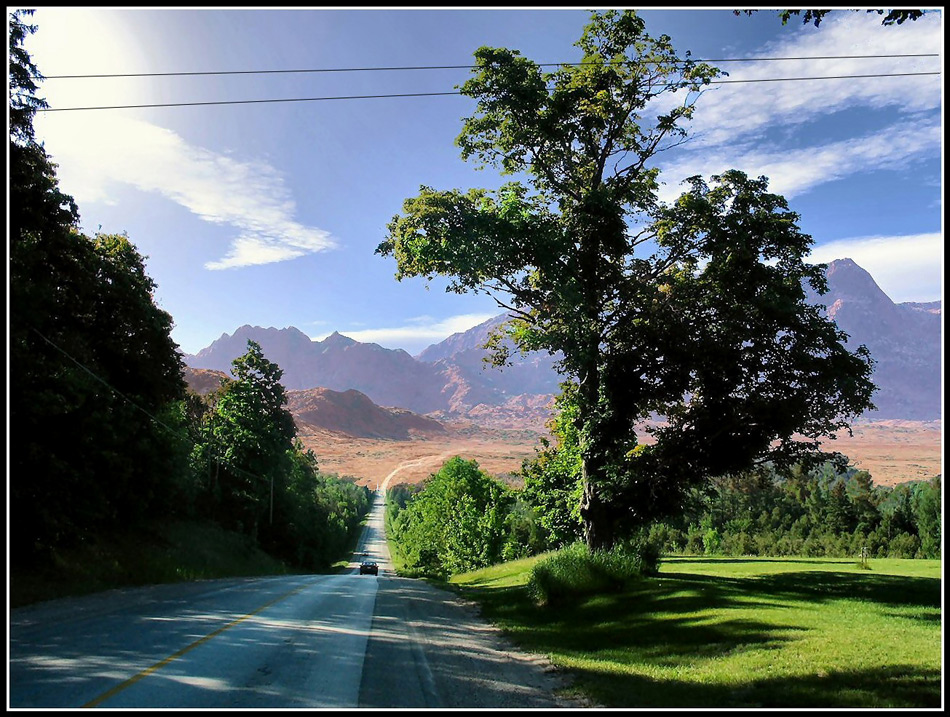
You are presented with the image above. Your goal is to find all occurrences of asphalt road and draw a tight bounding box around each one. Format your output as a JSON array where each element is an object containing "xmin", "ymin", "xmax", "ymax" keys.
[{"xmin": 10, "ymin": 485, "xmax": 577, "ymax": 709}]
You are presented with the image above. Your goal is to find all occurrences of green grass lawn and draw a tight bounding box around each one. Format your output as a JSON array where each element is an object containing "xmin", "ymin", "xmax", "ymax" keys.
[{"xmin": 451, "ymin": 554, "xmax": 942, "ymax": 708}]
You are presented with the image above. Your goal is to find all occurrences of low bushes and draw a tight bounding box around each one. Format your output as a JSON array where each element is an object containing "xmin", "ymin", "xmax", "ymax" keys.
[{"xmin": 527, "ymin": 537, "xmax": 659, "ymax": 606}]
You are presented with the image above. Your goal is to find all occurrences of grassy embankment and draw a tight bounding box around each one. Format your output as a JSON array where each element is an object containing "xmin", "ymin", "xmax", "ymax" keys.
[
  {"xmin": 449, "ymin": 553, "xmax": 942, "ymax": 709},
  {"xmin": 10, "ymin": 509, "xmax": 375, "ymax": 609},
  {"xmin": 10, "ymin": 521, "xmax": 291, "ymax": 608}
]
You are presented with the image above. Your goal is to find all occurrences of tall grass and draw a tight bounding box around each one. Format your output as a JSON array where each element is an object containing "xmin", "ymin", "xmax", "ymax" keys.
[{"xmin": 527, "ymin": 540, "xmax": 659, "ymax": 605}]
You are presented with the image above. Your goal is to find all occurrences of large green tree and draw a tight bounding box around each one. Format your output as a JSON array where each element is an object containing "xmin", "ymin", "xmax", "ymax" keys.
[
  {"xmin": 10, "ymin": 10, "xmax": 185, "ymax": 562},
  {"xmin": 391, "ymin": 457, "xmax": 513, "ymax": 576},
  {"xmin": 377, "ymin": 10, "xmax": 875, "ymax": 550}
]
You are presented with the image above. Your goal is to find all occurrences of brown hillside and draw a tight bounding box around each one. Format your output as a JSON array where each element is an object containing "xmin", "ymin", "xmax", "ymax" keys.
[
  {"xmin": 183, "ymin": 366, "xmax": 231, "ymax": 395},
  {"xmin": 286, "ymin": 387, "xmax": 448, "ymax": 440}
]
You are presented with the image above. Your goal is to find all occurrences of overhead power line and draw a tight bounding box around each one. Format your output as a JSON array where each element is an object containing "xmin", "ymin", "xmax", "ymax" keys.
[
  {"xmin": 36, "ymin": 53, "xmax": 941, "ymax": 80},
  {"xmin": 30, "ymin": 326, "xmax": 181, "ymax": 437},
  {"xmin": 37, "ymin": 71, "xmax": 941, "ymax": 112}
]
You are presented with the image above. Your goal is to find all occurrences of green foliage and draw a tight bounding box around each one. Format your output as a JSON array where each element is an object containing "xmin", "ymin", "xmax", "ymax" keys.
[
  {"xmin": 8, "ymin": 15, "xmax": 367, "ymax": 580},
  {"xmin": 651, "ymin": 466, "xmax": 940, "ymax": 560},
  {"xmin": 526, "ymin": 538, "xmax": 659, "ymax": 606},
  {"xmin": 9, "ymin": 12, "xmax": 188, "ymax": 566},
  {"xmin": 378, "ymin": 10, "xmax": 875, "ymax": 551},
  {"xmin": 388, "ymin": 457, "xmax": 516, "ymax": 578},
  {"xmin": 736, "ymin": 9, "xmax": 926, "ymax": 28},
  {"xmin": 9, "ymin": 10, "xmax": 53, "ymax": 145},
  {"xmin": 205, "ymin": 340, "xmax": 296, "ymax": 536},
  {"xmin": 186, "ymin": 343, "xmax": 371, "ymax": 569},
  {"xmin": 501, "ymin": 495, "xmax": 549, "ymax": 561},
  {"xmin": 520, "ymin": 383, "xmax": 584, "ymax": 548},
  {"xmin": 10, "ymin": 520, "xmax": 293, "ymax": 609},
  {"xmin": 911, "ymin": 476, "xmax": 941, "ymax": 558},
  {"xmin": 266, "ymin": 445, "xmax": 371, "ymax": 570}
]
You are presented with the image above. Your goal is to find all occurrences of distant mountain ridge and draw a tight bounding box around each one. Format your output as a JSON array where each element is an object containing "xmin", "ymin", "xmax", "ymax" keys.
[
  {"xmin": 804, "ymin": 258, "xmax": 940, "ymax": 421},
  {"xmin": 186, "ymin": 322, "xmax": 559, "ymax": 416},
  {"xmin": 183, "ymin": 258, "xmax": 940, "ymax": 421},
  {"xmin": 182, "ymin": 367, "xmax": 448, "ymax": 441},
  {"xmin": 287, "ymin": 387, "xmax": 447, "ymax": 440}
]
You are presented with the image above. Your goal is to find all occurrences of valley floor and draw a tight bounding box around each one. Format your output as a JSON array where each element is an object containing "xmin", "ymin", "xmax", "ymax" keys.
[{"xmin": 300, "ymin": 419, "xmax": 941, "ymax": 489}]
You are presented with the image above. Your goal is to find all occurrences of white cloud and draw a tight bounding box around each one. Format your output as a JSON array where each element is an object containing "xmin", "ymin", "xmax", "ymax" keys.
[
  {"xmin": 808, "ymin": 233, "xmax": 943, "ymax": 302},
  {"xmin": 683, "ymin": 11, "xmax": 943, "ymax": 149},
  {"xmin": 657, "ymin": 119, "xmax": 941, "ymax": 203},
  {"xmin": 313, "ymin": 312, "xmax": 498, "ymax": 352},
  {"xmin": 34, "ymin": 112, "xmax": 336, "ymax": 270}
]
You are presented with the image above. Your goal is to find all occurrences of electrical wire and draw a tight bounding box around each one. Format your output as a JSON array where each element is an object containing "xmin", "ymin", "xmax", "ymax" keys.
[
  {"xmin": 37, "ymin": 71, "xmax": 942, "ymax": 112},
  {"xmin": 29, "ymin": 326, "xmax": 271, "ymax": 486},
  {"xmin": 35, "ymin": 53, "xmax": 941, "ymax": 79}
]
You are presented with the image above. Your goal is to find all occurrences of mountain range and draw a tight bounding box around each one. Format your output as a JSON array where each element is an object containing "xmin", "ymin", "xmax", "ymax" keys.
[
  {"xmin": 184, "ymin": 258, "xmax": 941, "ymax": 422},
  {"xmin": 803, "ymin": 258, "xmax": 941, "ymax": 421},
  {"xmin": 186, "ymin": 320, "xmax": 562, "ymax": 416}
]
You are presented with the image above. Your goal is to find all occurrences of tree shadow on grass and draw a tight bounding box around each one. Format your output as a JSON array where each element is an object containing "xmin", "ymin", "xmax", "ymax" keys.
[
  {"xmin": 478, "ymin": 576, "xmax": 804, "ymax": 668},
  {"xmin": 573, "ymin": 662, "xmax": 941, "ymax": 708},
  {"xmin": 657, "ymin": 568, "xmax": 940, "ymax": 610},
  {"xmin": 464, "ymin": 567, "xmax": 941, "ymax": 708},
  {"xmin": 746, "ymin": 570, "xmax": 940, "ymax": 609}
]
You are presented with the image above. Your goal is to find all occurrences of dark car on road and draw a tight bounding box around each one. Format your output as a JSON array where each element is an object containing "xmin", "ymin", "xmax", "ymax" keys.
[{"xmin": 359, "ymin": 561, "xmax": 379, "ymax": 575}]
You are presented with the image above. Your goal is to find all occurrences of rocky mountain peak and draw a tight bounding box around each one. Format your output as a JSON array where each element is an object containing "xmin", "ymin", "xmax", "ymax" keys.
[
  {"xmin": 320, "ymin": 331, "xmax": 357, "ymax": 349},
  {"xmin": 184, "ymin": 258, "xmax": 939, "ymax": 421}
]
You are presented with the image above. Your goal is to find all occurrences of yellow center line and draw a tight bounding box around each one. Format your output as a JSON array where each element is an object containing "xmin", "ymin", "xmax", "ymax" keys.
[{"xmin": 83, "ymin": 582, "xmax": 312, "ymax": 708}]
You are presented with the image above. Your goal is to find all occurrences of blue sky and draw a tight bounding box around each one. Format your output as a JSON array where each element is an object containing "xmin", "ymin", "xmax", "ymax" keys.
[{"xmin": 23, "ymin": 7, "xmax": 943, "ymax": 356}]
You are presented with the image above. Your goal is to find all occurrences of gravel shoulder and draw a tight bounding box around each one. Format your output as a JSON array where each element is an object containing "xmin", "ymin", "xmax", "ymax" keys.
[{"xmin": 360, "ymin": 575, "xmax": 589, "ymax": 709}]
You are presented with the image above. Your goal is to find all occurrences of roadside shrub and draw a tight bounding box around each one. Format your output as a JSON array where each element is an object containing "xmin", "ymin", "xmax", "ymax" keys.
[
  {"xmin": 388, "ymin": 457, "xmax": 514, "ymax": 578},
  {"xmin": 624, "ymin": 532, "xmax": 662, "ymax": 576},
  {"xmin": 819, "ymin": 530, "xmax": 849, "ymax": 557},
  {"xmin": 703, "ymin": 527, "xmax": 723, "ymax": 555},
  {"xmin": 722, "ymin": 530, "xmax": 757, "ymax": 556},
  {"xmin": 527, "ymin": 539, "xmax": 657, "ymax": 606},
  {"xmin": 648, "ymin": 522, "xmax": 686, "ymax": 554},
  {"xmin": 753, "ymin": 530, "xmax": 776, "ymax": 556},
  {"xmin": 631, "ymin": 467, "xmax": 940, "ymax": 562}
]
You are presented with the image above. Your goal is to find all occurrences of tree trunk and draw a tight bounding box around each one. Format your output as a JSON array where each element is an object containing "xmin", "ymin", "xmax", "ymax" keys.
[
  {"xmin": 580, "ymin": 458, "xmax": 614, "ymax": 552},
  {"xmin": 577, "ymin": 351, "xmax": 614, "ymax": 552},
  {"xmin": 576, "ymin": 192, "xmax": 610, "ymax": 552}
]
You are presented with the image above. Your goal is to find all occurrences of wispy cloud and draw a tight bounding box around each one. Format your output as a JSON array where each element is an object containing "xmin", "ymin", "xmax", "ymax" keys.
[
  {"xmin": 35, "ymin": 112, "xmax": 336, "ymax": 270},
  {"xmin": 683, "ymin": 11, "xmax": 942, "ymax": 149},
  {"xmin": 313, "ymin": 312, "xmax": 498, "ymax": 352},
  {"xmin": 657, "ymin": 118, "xmax": 941, "ymax": 203},
  {"xmin": 646, "ymin": 11, "xmax": 942, "ymax": 202},
  {"xmin": 808, "ymin": 233, "xmax": 943, "ymax": 303}
]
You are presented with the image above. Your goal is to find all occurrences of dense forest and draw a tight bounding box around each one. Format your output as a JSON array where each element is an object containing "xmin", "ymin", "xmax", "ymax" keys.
[{"xmin": 9, "ymin": 10, "xmax": 369, "ymax": 576}]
